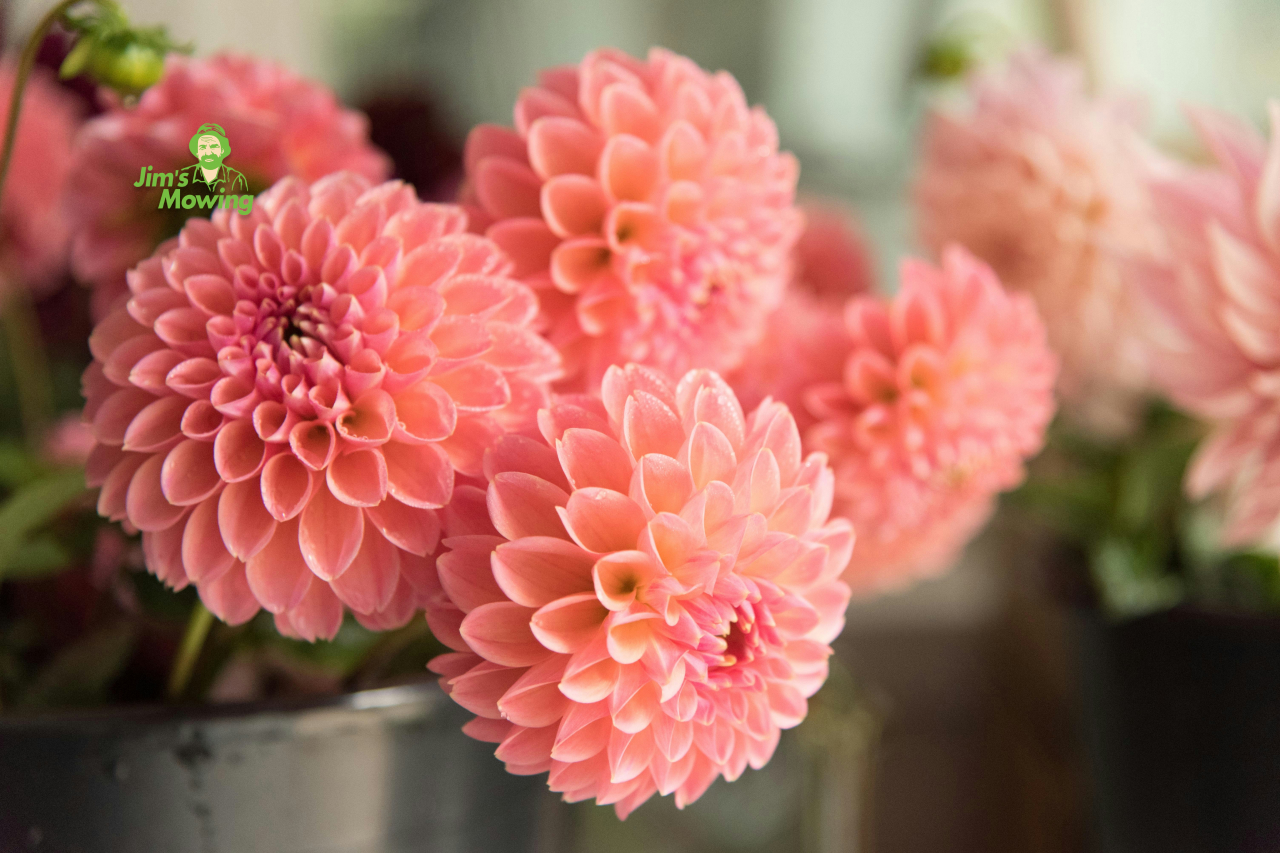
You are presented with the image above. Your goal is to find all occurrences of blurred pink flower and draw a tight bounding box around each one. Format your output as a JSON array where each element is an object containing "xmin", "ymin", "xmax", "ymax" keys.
[
  {"xmin": 68, "ymin": 53, "xmax": 390, "ymax": 318},
  {"xmin": 915, "ymin": 49, "xmax": 1152, "ymax": 435},
  {"xmin": 83, "ymin": 172, "xmax": 560, "ymax": 639},
  {"xmin": 1130, "ymin": 103, "xmax": 1280, "ymax": 546},
  {"xmin": 729, "ymin": 202, "xmax": 873, "ymax": 432},
  {"xmin": 45, "ymin": 413, "xmax": 96, "ymax": 466},
  {"xmin": 807, "ymin": 247, "xmax": 1056, "ymax": 592},
  {"xmin": 791, "ymin": 201, "xmax": 874, "ymax": 301},
  {"xmin": 0, "ymin": 60, "xmax": 79, "ymax": 294},
  {"xmin": 460, "ymin": 47, "xmax": 801, "ymax": 388},
  {"xmin": 426, "ymin": 364, "xmax": 852, "ymax": 817}
]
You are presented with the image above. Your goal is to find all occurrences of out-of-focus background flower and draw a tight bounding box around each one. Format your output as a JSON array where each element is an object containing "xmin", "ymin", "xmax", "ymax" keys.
[{"xmin": 7, "ymin": 0, "xmax": 1280, "ymax": 850}]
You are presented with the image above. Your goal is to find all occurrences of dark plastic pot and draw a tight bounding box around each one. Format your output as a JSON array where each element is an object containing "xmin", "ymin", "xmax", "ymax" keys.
[
  {"xmin": 0, "ymin": 682, "xmax": 555, "ymax": 853},
  {"xmin": 1075, "ymin": 609, "xmax": 1280, "ymax": 853}
]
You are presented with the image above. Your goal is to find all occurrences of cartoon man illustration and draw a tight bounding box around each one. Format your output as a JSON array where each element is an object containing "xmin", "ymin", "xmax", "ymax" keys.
[{"xmin": 179, "ymin": 123, "xmax": 249, "ymax": 193}]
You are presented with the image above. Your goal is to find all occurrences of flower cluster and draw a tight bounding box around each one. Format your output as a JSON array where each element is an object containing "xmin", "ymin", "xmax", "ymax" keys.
[
  {"xmin": 68, "ymin": 53, "xmax": 390, "ymax": 316},
  {"xmin": 83, "ymin": 172, "xmax": 559, "ymax": 638},
  {"xmin": 805, "ymin": 247, "xmax": 1057, "ymax": 591},
  {"xmin": 915, "ymin": 50, "xmax": 1153, "ymax": 434},
  {"xmin": 460, "ymin": 48, "xmax": 801, "ymax": 388},
  {"xmin": 425, "ymin": 365, "xmax": 852, "ymax": 816}
]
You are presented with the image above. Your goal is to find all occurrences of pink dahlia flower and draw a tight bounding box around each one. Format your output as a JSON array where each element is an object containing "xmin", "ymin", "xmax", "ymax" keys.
[
  {"xmin": 1131, "ymin": 104, "xmax": 1280, "ymax": 546},
  {"xmin": 460, "ymin": 47, "xmax": 801, "ymax": 388},
  {"xmin": 68, "ymin": 53, "xmax": 391, "ymax": 317},
  {"xmin": 426, "ymin": 364, "xmax": 853, "ymax": 817},
  {"xmin": 83, "ymin": 172, "xmax": 561, "ymax": 639},
  {"xmin": 729, "ymin": 201, "xmax": 874, "ymax": 432},
  {"xmin": 0, "ymin": 60, "xmax": 79, "ymax": 294},
  {"xmin": 807, "ymin": 247, "xmax": 1057, "ymax": 592},
  {"xmin": 915, "ymin": 49, "xmax": 1153, "ymax": 435}
]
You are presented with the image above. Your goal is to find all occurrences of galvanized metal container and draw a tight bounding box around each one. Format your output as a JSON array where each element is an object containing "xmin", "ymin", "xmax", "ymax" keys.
[{"xmin": 0, "ymin": 682, "xmax": 555, "ymax": 853}]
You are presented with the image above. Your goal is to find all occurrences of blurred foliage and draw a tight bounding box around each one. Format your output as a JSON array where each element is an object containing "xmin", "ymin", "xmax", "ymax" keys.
[
  {"xmin": 59, "ymin": 0, "xmax": 190, "ymax": 96},
  {"xmin": 1011, "ymin": 401, "xmax": 1280, "ymax": 618}
]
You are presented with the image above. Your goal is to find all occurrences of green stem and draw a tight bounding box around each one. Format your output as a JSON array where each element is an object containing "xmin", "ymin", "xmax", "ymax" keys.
[
  {"xmin": 0, "ymin": 0, "xmax": 95, "ymax": 204},
  {"xmin": 167, "ymin": 603, "xmax": 214, "ymax": 701},
  {"xmin": 2, "ymin": 288, "xmax": 55, "ymax": 449}
]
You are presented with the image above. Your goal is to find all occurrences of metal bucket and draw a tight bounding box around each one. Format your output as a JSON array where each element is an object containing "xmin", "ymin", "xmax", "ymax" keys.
[{"xmin": 0, "ymin": 682, "xmax": 556, "ymax": 853}]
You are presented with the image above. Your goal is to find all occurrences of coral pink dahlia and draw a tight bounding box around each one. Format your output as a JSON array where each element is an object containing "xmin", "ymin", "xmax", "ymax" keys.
[
  {"xmin": 460, "ymin": 47, "xmax": 801, "ymax": 388},
  {"xmin": 0, "ymin": 60, "xmax": 79, "ymax": 294},
  {"xmin": 806, "ymin": 247, "xmax": 1057, "ymax": 592},
  {"xmin": 426, "ymin": 364, "xmax": 853, "ymax": 817},
  {"xmin": 68, "ymin": 53, "xmax": 390, "ymax": 317},
  {"xmin": 1130, "ymin": 103, "xmax": 1280, "ymax": 546},
  {"xmin": 83, "ymin": 172, "xmax": 561, "ymax": 639},
  {"xmin": 915, "ymin": 49, "xmax": 1152, "ymax": 435},
  {"xmin": 729, "ymin": 201, "xmax": 874, "ymax": 433}
]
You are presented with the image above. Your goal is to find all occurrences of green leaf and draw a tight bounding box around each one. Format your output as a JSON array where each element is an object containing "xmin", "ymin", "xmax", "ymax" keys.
[
  {"xmin": 0, "ymin": 439, "xmax": 45, "ymax": 488},
  {"xmin": 58, "ymin": 36, "xmax": 95, "ymax": 79},
  {"xmin": 0, "ymin": 466, "xmax": 89, "ymax": 577},
  {"xmin": 18, "ymin": 622, "xmax": 137, "ymax": 709}
]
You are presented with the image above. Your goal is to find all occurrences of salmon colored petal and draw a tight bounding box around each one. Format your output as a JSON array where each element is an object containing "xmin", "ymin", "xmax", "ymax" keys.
[{"xmin": 298, "ymin": 485, "xmax": 365, "ymax": 580}]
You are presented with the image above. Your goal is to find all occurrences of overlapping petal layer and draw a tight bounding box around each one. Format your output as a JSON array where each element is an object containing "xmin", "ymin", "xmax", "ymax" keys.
[
  {"xmin": 84, "ymin": 172, "xmax": 560, "ymax": 638},
  {"xmin": 915, "ymin": 49, "xmax": 1152, "ymax": 434},
  {"xmin": 427, "ymin": 364, "xmax": 852, "ymax": 817},
  {"xmin": 68, "ymin": 53, "xmax": 390, "ymax": 316},
  {"xmin": 461, "ymin": 47, "xmax": 801, "ymax": 388},
  {"xmin": 806, "ymin": 247, "xmax": 1057, "ymax": 592}
]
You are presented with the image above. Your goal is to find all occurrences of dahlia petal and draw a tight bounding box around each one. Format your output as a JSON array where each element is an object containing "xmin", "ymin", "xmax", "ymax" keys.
[
  {"xmin": 326, "ymin": 449, "xmax": 388, "ymax": 507},
  {"xmin": 623, "ymin": 392, "xmax": 684, "ymax": 459},
  {"xmin": 607, "ymin": 613, "xmax": 660, "ymax": 665},
  {"xmin": 122, "ymin": 395, "xmax": 188, "ymax": 453},
  {"xmin": 651, "ymin": 711, "xmax": 695, "ymax": 762},
  {"xmin": 527, "ymin": 116, "xmax": 604, "ymax": 179},
  {"xmin": 486, "ymin": 219, "xmax": 560, "ymax": 278},
  {"xmin": 465, "ymin": 124, "xmax": 529, "ymax": 176},
  {"xmin": 549, "ymin": 238, "xmax": 611, "ymax": 294},
  {"xmin": 607, "ymin": 725, "xmax": 656, "ymax": 784},
  {"xmin": 492, "ymin": 537, "xmax": 596, "ymax": 607},
  {"xmin": 94, "ymin": 387, "xmax": 156, "ymax": 446},
  {"xmin": 449, "ymin": 662, "xmax": 526, "ymax": 719},
  {"xmin": 182, "ymin": 496, "xmax": 234, "ymax": 584},
  {"xmin": 485, "ymin": 434, "xmax": 570, "ymax": 490},
  {"xmin": 593, "ymin": 550, "xmax": 662, "ymax": 611},
  {"xmin": 610, "ymin": 664, "xmax": 661, "ymax": 732},
  {"xmin": 364, "ymin": 497, "xmax": 440, "ymax": 556},
  {"xmin": 495, "ymin": 724, "xmax": 558, "ymax": 774},
  {"xmin": 127, "ymin": 454, "xmax": 187, "ymax": 531},
  {"xmin": 541, "ymin": 175, "xmax": 608, "ymax": 238},
  {"xmin": 600, "ymin": 134, "xmax": 659, "ymax": 203},
  {"xmin": 383, "ymin": 441, "xmax": 454, "ymax": 509},
  {"xmin": 475, "ymin": 158, "xmax": 543, "ymax": 219},
  {"xmin": 298, "ymin": 485, "xmax": 365, "ymax": 580},
  {"xmin": 197, "ymin": 561, "xmax": 260, "ymax": 626},
  {"xmin": 558, "ymin": 428, "xmax": 633, "ymax": 492},
  {"xmin": 246, "ymin": 517, "xmax": 312, "ymax": 614},
  {"xmin": 561, "ymin": 634, "xmax": 621, "ymax": 703},
  {"xmin": 391, "ymin": 384, "xmax": 456, "ymax": 443},
  {"xmin": 684, "ymin": 421, "xmax": 736, "ymax": 490},
  {"xmin": 674, "ymin": 753, "xmax": 720, "ymax": 809},
  {"xmin": 279, "ymin": 578, "xmax": 345, "ymax": 642},
  {"xmin": 330, "ymin": 527, "xmax": 400, "ymax": 613},
  {"xmin": 651, "ymin": 749, "xmax": 698, "ymax": 797},
  {"xmin": 144, "ymin": 524, "xmax": 188, "ymax": 589},
  {"xmin": 260, "ymin": 453, "xmax": 314, "ymax": 521},
  {"xmin": 551, "ymin": 702, "xmax": 612, "ymax": 762},
  {"xmin": 498, "ymin": 655, "xmax": 571, "ymax": 728},
  {"xmin": 530, "ymin": 592, "xmax": 609, "ymax": 653},
  {"xmin": 289, "ymin": 421, "xmax": 337, "ymax": 471},
  {"xmin": 98, "ymin": 453, "xmax": 147, "ymax": 520},
  {"xmin": 460, "ymin": 601, "xmax": 549, "ymax": 667},
  {"xmin": 212, "ymin": 419, "xmax": 267, "ymax": 482},
  {"xmin": 336, "ymin": 389, "xmax": 397, "ymax": 447},
  {"xmin": 431, "ymin": 362, "xmax": 510, "ymax": 412},
  {"xmin": 600, "ymin": 83, "xmax": 661, "ymax": 142},
  {"xmin": 632, "ymin": 453, "xmax": 693, "ymax": 515},
  {"xmin": 218, "ymin": 477, "xmax": 277, "ymax": 561},
  {"xmin": 560, "ymin": 488, "xmax": 647, "ymax": 553},
  {"xmin": 488, "ymin": 472, "xmax": 570, "ymax": 540},
  {"xmin": 463, "ymin": 717, "xmax": 515, "ymax": 744}
]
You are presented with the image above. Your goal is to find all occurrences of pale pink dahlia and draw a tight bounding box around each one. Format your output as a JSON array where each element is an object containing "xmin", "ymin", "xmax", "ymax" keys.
[
  {"xmin": 426, "ymin": 364, "xmax": 853, "ymax": 817},
  {"xmin": 807, "ymin": 247, "xmax": 1057, "ymax": 592},
  {"xmin": 460, "ymin": 48, "xmax": 801, "ymax": 388},
  {"xmin": 68, "ymin": 53, "xmax": 390, "ymax": 317},
  {"xmin": 83, "ymin": 172, "xmax": 560, "ymax": 639},
  {"xmin": 729, "ymin": 202, "xmax": 874, "ymax": 432},
  {"xmin": 0, "ymin": 60, "xmax": 79, "ymax": 293},
  {"xmin": 915, "ymin": 49, "xmax": 1153, "ymax": 434},
  {"xmin": 1130, "ymin": 103, "xmax": 1280, "ymax": 547}
]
